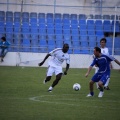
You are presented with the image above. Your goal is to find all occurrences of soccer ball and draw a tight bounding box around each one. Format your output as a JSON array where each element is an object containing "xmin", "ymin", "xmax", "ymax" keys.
[{"xmin": 73, "ymin": 83, "xmax": 81, "ymax": 91}]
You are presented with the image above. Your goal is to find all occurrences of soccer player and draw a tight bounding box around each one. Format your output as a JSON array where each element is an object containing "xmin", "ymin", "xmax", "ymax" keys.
[
  {"xmin": 85, "ymin": 47, "xmax": 120, "ymax": 97},
  {"xmin": 0, "ymin": 37, "xmax": 10, "ymax": 62},
  {"xmin": 38, "ymin": 43, "xmax": 70, "ymax": 92},
  {"xmin": 95, "ymin": 38, "xmax": 111, "ymax": 90}
]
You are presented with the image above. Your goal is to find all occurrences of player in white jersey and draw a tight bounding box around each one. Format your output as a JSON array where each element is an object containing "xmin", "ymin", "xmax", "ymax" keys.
[
  {"xmin": 95, "ymin": 38, "xmax": 111, "ymax": 90},
  {"xmin": 38, "ymin": 44, "xmax": 70, "ymax": 92}
]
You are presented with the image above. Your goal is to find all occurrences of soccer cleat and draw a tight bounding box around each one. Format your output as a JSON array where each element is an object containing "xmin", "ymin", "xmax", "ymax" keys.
[
  {"xmin": 104, "ymin": 86, "xmax": 110, "ymax": 90},
  {"xmin": 48, "ymin": 86, "xmax": 53, "ymax": 92},
  {"xmin": 1, "ymin": 58, "xmax": 3, "ymax": 62},
  {"xmin": 86, "ymin": 93, "xmax": 93, "ymax": 97},
  {"xmin": 98, "ymin": 91, "xmax": 104, "ymax": 98}
]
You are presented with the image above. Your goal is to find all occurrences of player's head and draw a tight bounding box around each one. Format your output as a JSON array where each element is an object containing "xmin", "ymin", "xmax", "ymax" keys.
[
  {"xmin": 100, "ymin": 38, "xmax": 107, "ymax": 48},
  {"xmin": 62, "ymin": 43, "xmax": 69, "ymax": 53},
  {"xmin": 94, "ymin": 47, "xmax": 101, "ymax": 57},
  {"xmin": 1, "ymin": 37, "xmax": 6, "ymax": 41}
]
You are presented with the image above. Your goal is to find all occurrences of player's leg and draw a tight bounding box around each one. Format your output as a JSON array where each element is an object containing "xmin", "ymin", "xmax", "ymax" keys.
[
  {"xmin": 104, "ymin": 78, "xmax": 110, "ymax": 90},
  {"xmin": 95, "ymin": 67, "xmax": 99, "ymax": 89},
  {"xmin": 0, "ymin": 49, "xmax": 3, "ymax": 62},
  {"xmin": 43, "ymin": 66, "xmax": 54, "ymax": 84},
  {"xmin": 48, "ymin": 66, "xmax": 62, "ymax": 92}
]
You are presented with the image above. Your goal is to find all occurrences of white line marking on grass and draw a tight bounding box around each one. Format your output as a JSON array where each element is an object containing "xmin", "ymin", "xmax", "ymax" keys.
[{"xmin": 29, "ymin": 94, "xmax": 120, "ymax": 110}]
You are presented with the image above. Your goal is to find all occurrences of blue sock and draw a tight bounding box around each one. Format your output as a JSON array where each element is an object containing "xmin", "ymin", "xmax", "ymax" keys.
[{"xmin": 90, "ymin": 92, "xmax": 94, "ymax": 96}]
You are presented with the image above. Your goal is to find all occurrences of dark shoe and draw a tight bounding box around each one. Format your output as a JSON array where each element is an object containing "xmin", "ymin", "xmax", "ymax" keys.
[
  {"xmin": 104, "ymin": 86, "xmax": 110, "ymax": 90},
  {"xmin": 1, "ymin": 58, "xmax": 3, "ymax": 62}
]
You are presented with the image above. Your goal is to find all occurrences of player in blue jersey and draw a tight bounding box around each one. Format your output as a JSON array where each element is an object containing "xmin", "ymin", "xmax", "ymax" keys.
[{"xmin": 85, "ymin": 47, "xmax": 120, "ymax": 97}]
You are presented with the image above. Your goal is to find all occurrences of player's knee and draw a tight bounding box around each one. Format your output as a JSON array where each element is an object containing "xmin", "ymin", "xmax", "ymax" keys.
[
  {"xmin": 98, "ymin": 81, "xmax": 103, "ymax": 87},
  {"xmin": 89, "ymin": 80, "xmax": 94, "ymax": 85}
]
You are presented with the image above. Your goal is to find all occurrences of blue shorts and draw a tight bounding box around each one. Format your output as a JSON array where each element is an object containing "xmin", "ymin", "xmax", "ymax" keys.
[{"xmin": 91, "ymin": 72, "xmax": 110, "ymax": 85}]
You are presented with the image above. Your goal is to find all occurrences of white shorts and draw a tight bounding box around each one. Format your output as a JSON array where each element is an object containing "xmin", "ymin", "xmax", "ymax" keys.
[{"xmin": 47, "ymin": 65, "xmax": 63, "ymax": 76}]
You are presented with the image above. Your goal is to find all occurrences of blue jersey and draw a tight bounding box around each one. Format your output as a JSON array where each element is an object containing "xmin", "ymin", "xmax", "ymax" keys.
[
  {"xmin": 90, "ymin": 54, "xmax": 115, "ymax": 73},
  {"xmin": 0, "ymin": 41, "xmax": 10, "ymax": 50}
]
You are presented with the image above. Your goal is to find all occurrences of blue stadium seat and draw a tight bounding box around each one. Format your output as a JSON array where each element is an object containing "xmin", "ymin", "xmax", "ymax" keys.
[
  {"xmin": 6, "ymin": 22, "xmax": 13, "ymax": 27},
  {"xmin": 111, "ymin": 20, "xmax": 119, "ymax": 26},
  {"xmin": 73, "ymin": 48, "xmax": 80, "ymax": 54},
  {"xmin": 71, "ymin": 24, "xmax": 78, "ymax": 29},
  {"xmin": 71, "ymin": 14, "xmax": 77, "ymax": 20},
  {"xmin": 55, "ymin": 13, "xmax": 61, "ymax": 19},
  {"xmin": 47, "ymin": 35, "xmax": 55, "ymax": 40},
  {"xmin": 6, "ymin": 33, "xmax": 13, "ymax": 39},
  {"xmin": 55, "ymin": 35, "xmax": 63, "ymax": 40},
  {"xmin": 63, "ymin": 29, "xmax": 70, "ymax": 35},
  {"xmin": 47, "ymin": 13, "xmax": 53, "ymax": 19},
  {"xmin": 47, "ymin": 18, "xmax": 54, "ymax": 24},
  {"xmin": 79, "ymin": 14, "xmax": 87, "ymax": 19},
  {"xmin": 38, "ymin": 13, "xmax": 45, "ymax": 18},
  {"xmin": 0, "ymin": 11, "xmax": 5, "ymax": 17},
  {"xmin": 14, "ymin": 33, "xmax": 21, "ymax": 40},
  {"xmin": 55, "ymin": 29, "xmax": 62, "ymax": 35},
  {"xmin": 114, "ymin": 37, "xmax": 120, "ymax": 48},
  {"xmin": 63, "ymin": 24, "xmax": 70, "ymax": 30},
  {"xmin": 39, "ymin": 39, "xmax": 47, "ymax": 46},
  {"xmin": 39, "ymin": 35, "xmax": 46, "ymax": 40},
  {"xmin": 111, "ymin": 15, "xmax": 119, "ymax": 20},
  {"xmin": 30, "ymin": 23, "xmax": 38, "ymax": 28},
  {"xmin": 88, "ymin": 14, "xmax": 94, "ymax": 19},
  {"xmin": 80, "ymin": 30, "xmax": 87, "ymax": 35},
  {"xmin": 54, "ymin": 19, "xmax": 62, "ymax": 24},
  {"xmin": 88, "ymin": 30, "xmax": 95, "ymax": 36},
  {"xmin": 14, "ymin": 27, "xmax": 21, "ymax": 33},
  {"xmin": 48, "ymin": 40, "xmax": 55, "ymax": 46},
  {"xmin": 6, "ymin": 11, "xmax": 13, "ymax": 17},
  {"xmin": 68, "ymin": 48, "xmax": 73, "ymax": 54},
  {"xmin": 96, "ymin": 30, "xmax": 104, "ymax": 36},
  {"xmin": 95, "ymin": 20, "xmax": 103, "ymax": 26},
  {"xmin": 6, "ymin": 27, "xmax": 13, "ymax": 33},
  {"xmin": 30, "ymin": 18, "xmax": 37, "ymax": 24},
  {"xmin": 79, "ymin": 20, "xmax": 86, "ymax": 25},
  {"xmin": 103, "ymin": 20, "xmax": 111, "ymax": 26},
  {"xmin": 63, "ymin": 19, "xmax": 70, "ymax": 25},
  {"xmin": 72, "ymin": 40, "xmax": 80, "ymax": 47},
  {"xmin": 63, "ymin": 14, "xmax": 70, "ymax": 19},
  {"xmin": 80, "ymin": 36, "xmax": 88, "ymax": 48},
  {"xmin": 22, "ymin": 18, "xmax": 29, "ymax": 23},
  {"xmin": 79, "ymin": 25, "xmax": 87, "ymax": 30},
  {"xmin": 47, "ymin": 23, "xmax": 54, "ymax": 29},
  {"xmin": 38, "ymin": 18, "xmax": 45, "ymax": 24},
  {"xmin": 94, "ymin": 15, "xmax": 102, "ymax": 19},
  {"xmin": 71, "ymin": 29, "xmax": 79, "ymax": 35},
  {"xmin": 71, "ymin": 19, "xmax": 78, "ymax": 25},
  {"xmin": 47, "ymin": 28, "xmax": 54, "ymax": 35},
  {"xmin": 30, "ymin": 28, "xmax": 38, "ymax": 33},
  {"xmin": 39, "ymin": 28, "xmax": 46, "ymax": 35},
  {"xmin": 56, "ymin": 40, "xmax": 63, "ymax": 48},
  {"xmin": 21, "ymin": 27, "xmax": 29, "ymax": 33},
  {"xmin": 103, "ymin": 15, "xmax": 110, "ymax": 20},
  {"xmin": 95, "ymin": 25, "xmax": 103, "ymax": 31},
  {"xmin": 30, "ymin": 12, "xmax": 37, "ymax": 18},
  {"xmin": 22, "ymin": 12, "xmax": 29, "ymax": 18},
  {"xmin": 39, "ymin": 23, "xmax": 46, "ymax": 29},
  {"xmin": 112, "ymin": 25, "xmax": 120, "ymax": 32},
  {"xmin": 72, "ymin": 35, "xmax": 80, "ymax": 41},
  {"xmin": 14, "ymin": 12, "xmax": 21, "ymax": 18},
  {"xmin": 87, "ymin": 20, "xmax": 94, "ymax": 25},
  {"xmin": 87, "ymin": 25, "xmax": 95, "ymax": 30},
  {"xmin": 14, "ymin": 18, "xmax": 20, "ymax": 22},
  {"xmin": 0, "ymin": 17, "xmax": 4, "ymax": 22},
  {"xmin": 6, "ymin": 17, "xmax": 13, "ymax": 22},
  {"xmin": 22, "ymin": 33, "xmax": 30, "ymax": 39},
  {"xmin": 63, "ymin": 34, "xmax": 71, "ymax": 41},
  {"xmin": 22, "ymin": 39, "xmax": 31, "ymax": 52},
  {"xmin": 96, "ymin": 36, "xmax": 104, "ymax": 43},
  {"xmin": 0, "ymin": 26, "xmax": 5, "ymax": 33},
  {"xmin": 55, "ymin": 24, "xmax": 62, "ymax": 30},
  {"xmin": 103, "ymin": 25, "xmax": 112, "ymax": 32},
  {"xmin": 22, "ymin": 22, "xmax": 29, "ymax": 28},
  {"xmin": 31, "ymin": 33, "xmax": 38, "ymax": 39}
]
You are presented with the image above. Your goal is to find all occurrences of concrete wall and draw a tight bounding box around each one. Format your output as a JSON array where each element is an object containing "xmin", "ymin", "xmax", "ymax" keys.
[{"xmin": 0, "ymin": 52, "xmax": 120, "ymax": 69}]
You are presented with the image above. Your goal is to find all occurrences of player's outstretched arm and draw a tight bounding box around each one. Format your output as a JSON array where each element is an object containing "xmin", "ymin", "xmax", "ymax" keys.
[
  {"xmin": 64, "ymin": 64, "xmax": 69, "ymax": 75},
  {"xmin": 85, "ymin": 66, "xmax": 92, "ymax": 77},
  {"xmin": 114, "ymin": 59, "xmax": 120, "ymax": 66},
  {"xmin": 38, "ymin": 53, "xmax": 51, "ymax": 66}
]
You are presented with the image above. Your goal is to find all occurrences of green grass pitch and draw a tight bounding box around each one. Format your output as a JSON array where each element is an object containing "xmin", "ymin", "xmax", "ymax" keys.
[{"xmin": 0, "ymin": 66, "xmax": 120, "ymax": 120}]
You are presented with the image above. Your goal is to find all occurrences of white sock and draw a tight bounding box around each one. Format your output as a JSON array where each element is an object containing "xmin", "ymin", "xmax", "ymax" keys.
[
  {"xmin": 104, "ymin": 78, "xmax": 110, "ymax": 87},
  {"xmin": 96, "ymin": 82, "xmax": 99, "ymax": 88}
]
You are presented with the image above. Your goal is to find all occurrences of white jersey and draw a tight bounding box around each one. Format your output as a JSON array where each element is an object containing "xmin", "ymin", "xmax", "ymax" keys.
[
  {"xmin": 101, "ymin": 47, "xmax": 109, "ymax": 55},
  {"xmin": 48, "ymin": 48, "xmax": 70, "ymax": 67}
]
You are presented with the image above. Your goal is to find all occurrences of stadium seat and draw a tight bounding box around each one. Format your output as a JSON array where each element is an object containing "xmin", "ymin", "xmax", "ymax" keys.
[
  {"xmin": 56, "ymin": 40, "xmax": 63, "ymax": 48},
  {"xmin": 95, "ymin": 20, "xmax": 103, "ymax": 26},
  {"xmin": 38, "ymin": 18, "xmax": 45, "ymax": 24},
  {"xmin": 63, "ymin": 14, "xmax": 70, "ymax": 19},
  {"xmin": 103, "ymin": 20, "xmax": 111, "ymax": 26},
  {"xmin": 72, "ymin": 35, "xmax": 80, "ymax": 41},
  {"xmin": 14, "ymin": 12, "xmax": 21, "ymax": 18},
  {"xmin": 63, "ymin": 24, "xmax": 70, "ymax": 30},
  {"xmin": 96, "ymin": 30, "xmax": 104, "ymax": 36},
  {"xmin": 111, "ymin": 15, "xmax": 119, "ymax": 20},
  {"xmin": 79, "ymin": 14, "xmax": 87, "ymax": 19},
  {"xmin": 88, "ymin": 14, "xmax": 94, "ymax": 19},
  {"xmin": 111, "ymin": 25, "xmax": 120, "ymax": 32},
  {"xmin": 87, "ymin": 20, "xmax": 94, "ymax": 25},
  {"xmin": 55, "ymin": 35, "xmax": 63, "ymax": 40},
  {"xmin": 39, "ymin": 35, "xmax": 46, "ymax": 40},
  {"xmin": 14, "ymin": 18, "xmax": 21, "ymax": 22},
  {"xmin": 114, "ymin": 37, "xmax": 120, "ymax": 48},
  {"xmin": 71, "ymin": 24, "xmax": 78, "ymax": 29},
  {"xmin": 55, "ymin": 29, "xmax": 62, "ymax": 35},
  {"xmin": 22, "ymin": 12, "xmax": 29, "ymax": 18},
  {"xmin": 47, "ymin": 28, "xmax": 54, "ymax": 35},
  {"xmin": 63, "ymin": 29, "xmax": 70, "ymax": 35},
  {"xmin": 0, "ymin": 17, "xmax": 5, "ymax": 22},
  {"xmin": 88, "ymin": 30, "xmax": 95, "ymax": 36},
  {"xmin": 38, "ymin": 13, "xmax": 45, "ymax": 18},
  {"xmin": 47, "ymin": 35, "xmax": 55, "ymax": 40},
  {"xmin": 73, "ymin": 48, "xmax": 80, "ymax": 54},
  {"xmin": 39, "ymin": 23, "xmax": 46, "ymax": 29},
  {"xmin": 111, "ymin": 20, "xmax": 120, "ymax": 26},
  {"xmin": 38, "ymin": 28, "xmax": 46, "ymax": 35},
  {"xmin": 47, "ymin": 23, "xmax": 54, "ymax": 29},
  {"xmin": 87, "ymin": 25, "xmax": 95, "ymax": 30},
  {"xmin": 71, "ymin": 19, "xmax": 78, "ymax": 25},
  {"xmin": 54, "ymin": 19, "xmax": 62, "ymax": 24},
  {"xmin": 30, "ymin": 12, "xmax": 37, "ymax": 18},
  {"xmin": 55, "ymin": 24, "xmax": 62, "ymax": 30},
  {"xmin": 55, "ymin": 13, "xmax": 61, "ymax": 19},
  {"xmin": 103, "ymin": 15, "xmax": 110, "ymax": 20},
  {"xmin": 95, "ymin": 25, "xmax": 103, "ymax": 31},
  {"xmin": 63, "ymin": 19, "xmax": 70, "ymax": 25},
  {"xmin": 79, "ymin": 20, "xmax": 86, "ymax": 25},
  {"xmin": 80, "ymin": 30, "xmax": 87, "ymax": 35},
  {"xmin": 0, "ymin": 11, "xmax": 5, "ymax": 17},
  {"xmin": 22, "ymin": 18, "xmax": 29, "ymax": 23},
  {"xmin": 30, "ymin": 18, "xmax": 37, "ymax": 24},
  {"xmin": 103, "ymin": 25, "xmax": 112, "ymax": 32},
  {"xmin": 72, "ymin": 40, "xmax": 80, "ymax": 47},
  {"xmin": 6, "ymin": 33, "xmax": 13, "ymax": 39},
  {"xmin": 6, "ymin": 17, "xmax": 13, "ymax": 22},
  {"xmin": 94, "ymin": 15, "xmax": 102, "ymax": 19},
  {"xmin": 21, "ymin": 27, "xmax": 29, "ymax": 33},
  {"xmin": 6, "ymin": 11, "xmax": 13, "ymax": 18},
  {"xmin": 47, "ymin": 13, "xmax": 53, "ymax": 19},
  {"xmin": 71, "ymin": 14, "xmax": 77, "ymax": 20},
  {"xmin": 71, "ymin": 29, "xmax": 79, "ymax": 35},
  {"xmin": 46, "ymin": 18, "xmax": 54, "ymax": 24},
  {"xmin": 79, "ymin": 25, "xmax": 87, "ymax": 30},
  {"xmin": 22, "ymin": 33, "xmax": 30, "ymax": 39},
  {"xmin": 31, "ymin": 33, "xmax": 38, "ymax": 39}
]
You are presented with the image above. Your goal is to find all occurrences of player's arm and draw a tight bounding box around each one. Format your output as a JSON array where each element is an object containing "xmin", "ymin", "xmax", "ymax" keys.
[
  {"xmin": 38, "ymin": 53, "xmax": 51, "ymax": 66},
  {"xmin": 64, "ymin": 63, "xmax": 69, "ymax": 75},
  {"xmin": 114, "ymin": 59, "xmax": 120, "ymax": 66},
  {"xmin": 85, "ymin": 66, "xmax": 93, "ymax": 77}
]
